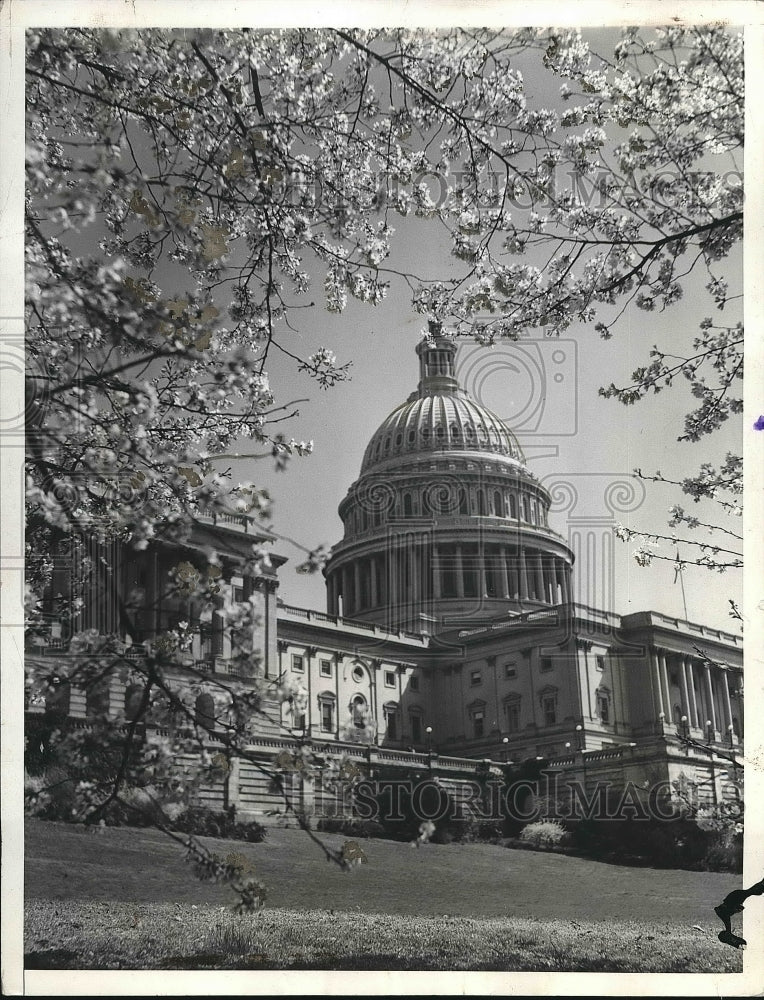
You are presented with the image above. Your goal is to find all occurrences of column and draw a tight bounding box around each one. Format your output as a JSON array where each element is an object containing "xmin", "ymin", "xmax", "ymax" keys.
[
  {"xmin": 721, "ymin": 667, "xmax": 733, "ymax": 734},
  {"xmin": 687, "ymin": 659, "xmax": 699, "ymax": 729},
  {"xmin": 455, "ymin": 544, "xmax": 464, "ymax": 598},
  {"xmin": 659, "ymin": 651, "xmax": 672, "ymax": 721},
  {"xmin": 479, "ymin": 541, "xmax": 488, "ymax": 598},
  {"xmin": 370, "ymin": 556, "xmax": 378, "ymax": 608},
  {"xmin": 543, "ymin": 560, "xmax": 554, "ymax": 603},
  {"xmin": 342, "ymin": 566, "xmax": 351, "ymax": 616},
  {"xmin": 680, "ymin": 657, "xmax": 691, "ymax": 725},
  {"xmin": 704, "ymin": 662, "xmax": 718, "ymax": 733},
  {"xmin": 411, "ymin": 537, "xmax": 420, "ymax": 606},
  {"xmin": 651, "ymin": 648, "xmax": 665, "ymax": 718},
  {"xmin": 499, "ymin": 546, "xmax": 510, "ymax": 599},
  {"xmin": 519, "ymin": 548, "xmax": 529, "ymax": 600},
  {"xmin": 561, "ymin": 560, "xmax": 570, "ymax": 604},
  {"xmin": 432, "ymin": 545, "xmax": 441, "ymax": 599},
  {"xmin": 389, "ymin": 545, "xmax": 398, "ymax": 616},
  {"xmin": 353, "ymin": 562, "xmax": 361, "ymax": 613},
  {"xmin": 533, "ymin": 552, "xmax": 544, "ymax": 602}
]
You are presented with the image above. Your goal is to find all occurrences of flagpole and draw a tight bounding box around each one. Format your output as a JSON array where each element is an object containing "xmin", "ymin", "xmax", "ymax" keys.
[{"xmin": 674, "ymin": 550, "xmax": 688, "ymax": 620}]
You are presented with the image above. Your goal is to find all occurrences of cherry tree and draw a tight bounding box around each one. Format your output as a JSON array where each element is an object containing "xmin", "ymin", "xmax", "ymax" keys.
[{"xmin": 25, "ymin": 25, "xmax": 743, "ymax": 904}]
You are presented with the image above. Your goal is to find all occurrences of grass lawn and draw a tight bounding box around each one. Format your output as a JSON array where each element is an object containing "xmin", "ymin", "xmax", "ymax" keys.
[{"xmin": 24, "ymin": 819, "xmax": 744, "ymax": 971}]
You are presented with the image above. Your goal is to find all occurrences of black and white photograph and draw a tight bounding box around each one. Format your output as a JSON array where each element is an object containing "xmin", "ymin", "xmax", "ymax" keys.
[{"xmin": 2, "ymin": 0, "xmax": 763, "ymax": 994}]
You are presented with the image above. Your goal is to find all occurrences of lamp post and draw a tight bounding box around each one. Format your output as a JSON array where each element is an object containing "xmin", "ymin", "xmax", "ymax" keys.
[
  {"xmin": 501, "ymin": 736, "xmax": 509, "ymax": 761},
  {"xmin": 425, "ymin": 725, "xmax": 433, "ymax": 759},
  {"xmin": 727, "ymin": 722, "xmax": 735, "ymax": 749},
  {"xmin": 680, "ymin": 715, "xmax": 689, "ymax": 754},
  {"xmin": 706, "ymin": 719, "xmax": 714, "ymax": 743},
  {"xmin": 575, "ymin": 723, "xmax": 584, "ymax": 751}
]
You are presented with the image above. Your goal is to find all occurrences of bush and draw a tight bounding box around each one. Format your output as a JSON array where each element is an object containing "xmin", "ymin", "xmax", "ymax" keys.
[
  {"xmin": 172, "ymin": 807, "xmax": 267, "ymax": 843},
  {"xmin": 700, "ymin": 829, "xmax": 743, "ymax": 873},
  {"xmin": 566, "ymin": 814, "xmax": 742, "ymax": 872},
  {"xmin": 25, "ymin": 766, "xmax": 78, "ymax": 821},
  {"xmin": 431, "ymin": 817, "xmax": 505, "ymax": 845},
  {"xmin": 519, "ymin": 819, "xmax": 569, "ymax": 850},
  {"xmin": 316, "ymin": 816, "xmax": 385, "ymax": 838}
]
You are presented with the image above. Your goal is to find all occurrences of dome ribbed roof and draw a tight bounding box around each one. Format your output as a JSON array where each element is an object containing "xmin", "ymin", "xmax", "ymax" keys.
[{"xmin": 360, "ymin": 391, "xmax": 525, "ymax": 472}]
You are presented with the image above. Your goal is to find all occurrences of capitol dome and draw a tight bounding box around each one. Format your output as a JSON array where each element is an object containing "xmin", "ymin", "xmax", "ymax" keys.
[
  {"xmin": 360, "ymin": 390, "xmax": 525, "ymax": 474},
  {"xmin": 324, "ymin": 332, "xmax": 574, "ymax": 632}
]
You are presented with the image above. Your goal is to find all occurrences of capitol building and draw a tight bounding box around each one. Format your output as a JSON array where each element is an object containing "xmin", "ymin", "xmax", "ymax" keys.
[
  {"xmin": 27, "ymin": 332, "xmax": 745, "ymax": 819},
  {"xmin": 278, "ymin": 334, "xmax": 743, "ymax": 764}
]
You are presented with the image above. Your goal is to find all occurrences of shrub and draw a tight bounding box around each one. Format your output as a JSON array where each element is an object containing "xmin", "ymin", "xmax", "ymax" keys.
[
  {"xmin": 316, "ymin": 816, "xmax": 385, "ymax": 838},
  {"xmin": 172, "ymin": 807, "xmax": 267, "ymax": 843},
  {"xmin": 700, "ymin": 829, "xmax": 743, "ymax": 873},
  {"xmin": 566, "ymin": 813, "xmax": 742, "ymax": 872},
  {"xmin": 519, "ymin": 819, "xmax": 569, "ymax": 849},
  {"xmin": 25, "ymin": 765, "xmax": 78, "ymax": 821}
]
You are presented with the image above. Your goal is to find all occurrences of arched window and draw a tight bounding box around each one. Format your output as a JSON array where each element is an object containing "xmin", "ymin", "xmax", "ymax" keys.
[
  {"xmin": 195, "ymin": 692, "xmax": 215, "ymax": 730},
  {"xmin": 458, "ymin": 488, "xmax": 469, "ymax": 515},
  {"xmin": 493, "ymin": 491, "xmax": 504, "ymax": 518},
  {"xmin": 350, "ymin": 694, "xmax": 368, "ymax": 728},
  {"xmin": 509, "ymin": 494, "xmax": 517, "ymax": 518},
  {"xmin": 44, "ymin": 675, "xmax": 71, "ymax": 719},
  {"xmin": 124, "ymin": 683, "xmax": 145, "ymax": 722},
  {"xmin": 403, "ymin": 493, "xmax": 413, "ymax": 517},
  {"xmin": 383, "ymin": 702, "xmax": 399, "ymax": 741},
  {"xmin": 477, "ymin": 490, "xmax": 487, "ymax": 516}
]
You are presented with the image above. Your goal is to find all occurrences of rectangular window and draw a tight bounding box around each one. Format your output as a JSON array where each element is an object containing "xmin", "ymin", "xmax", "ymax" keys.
[
  {"xmin": 596, "ymin": 655, "xmax": 606, "ymax": 671},
  {"xmin": 504, "ymin": 663, "xmax": 517, "ymax": 678},
  {"xmin": 409, "ymin": 675, "xmax": 419, "ymax": 692},
  {"xmin": 470, "ymin": 670, "xmax": 482, "ymax": 686},
  {"xmin": 542, "ymin": 696, "xmax": 556, "ymax": 727},
  {"xmin": 598, "ymin": 696, "xmax": 610, "ymax": 724},
  {"xmin": 540, "ymin": 657, "xmax": 553, "ymax": 672},
  {"xmin": 473, "ymin": 710, "xmax": 484, "ymax": 739},
  {"xmin": 291, "ymin": 654, "xmax": 304, "ymax": 672},
  {"xmin": 232, "ymin": 585, "xmax": 245, "ymax": 604},
  {"xmin": 505, "ymin": 702, "xmax": 520, "ymax": 733},
  {"xmin": 320, "ymin": 702, "xmax": 334, "ymax": 733},
  {"xmin": 320, "ymin": 659, "xmax": 332, "ymax": 677},
  {"xmin": 411, "ymin": 715, "xmax": 422, "ymax": 743},
  {"xmin": 384, "ymin": 670, "xmax": 396, "ymax": 687}
]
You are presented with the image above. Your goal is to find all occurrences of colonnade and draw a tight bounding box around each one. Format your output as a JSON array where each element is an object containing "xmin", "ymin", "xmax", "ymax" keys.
[
  {"xmin": 328, "ymin": 540, "xmax": 572, "ymax": 618},
  {"xmin": 650, "ymin": 647, "xmax": 741, "ymax": 740}
]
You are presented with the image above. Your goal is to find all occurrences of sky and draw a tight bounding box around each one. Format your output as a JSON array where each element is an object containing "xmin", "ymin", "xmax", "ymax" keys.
[
  {"xmin": 19, "ymin": 21, "xmax": 745, "ymax": 635},
  {"xmin": 218, "ymin": 27, "xmax": 745, "ymax": 634}
]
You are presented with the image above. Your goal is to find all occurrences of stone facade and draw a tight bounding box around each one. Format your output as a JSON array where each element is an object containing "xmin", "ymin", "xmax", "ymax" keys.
[{"xmin": 26, "ymin": 335, "xmax": 744, "ymax": 822}]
